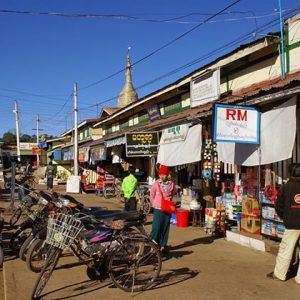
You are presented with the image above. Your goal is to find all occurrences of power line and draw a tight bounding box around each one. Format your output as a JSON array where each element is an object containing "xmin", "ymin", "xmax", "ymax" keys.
[
  {"xmin": 0, "ymin": 7, "xmax": 295, "ymax": 24},
  {"xmin": 0, "ymin": 87, "xmax": 68, "ymax": 101},
  {"xmin": 78, "ymin": 0, "xmax": 242, "ymax": 91},
  {"xmin": 79, "ymin": 6, "xmax": 300, "ymax": 112}
]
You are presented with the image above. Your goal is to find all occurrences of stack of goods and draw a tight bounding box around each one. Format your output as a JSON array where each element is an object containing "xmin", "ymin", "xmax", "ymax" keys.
[
  {"xmin": 241, "ymin": 196, "xmax": 261, "ymax": 234},
  {"xmin": 204, "ymin": 208, "xmax": 217, "ymax": 235},
  {"xmin": 190, "ymin": 190, "xmax": 200, "ymax": 210},
  {"xmin": 215, "ymin": 209, "xmax": 226, "ymax": 236},
  {"xmin": 260, "ymin": 192, "xmax": 285, "ymax": 239}
]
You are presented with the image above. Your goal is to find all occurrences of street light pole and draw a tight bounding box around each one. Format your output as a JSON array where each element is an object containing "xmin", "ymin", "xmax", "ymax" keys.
[
  {"xmin": 73, "ymin": 82, "xmax": 78, "ymax": 176},
  {"xmin": 13, "ymin": 100, "xmax": 21, "ymax": 162},
  {"xmin": 36, "ymin": 114, "xmax": 40, "ymax": 167}
]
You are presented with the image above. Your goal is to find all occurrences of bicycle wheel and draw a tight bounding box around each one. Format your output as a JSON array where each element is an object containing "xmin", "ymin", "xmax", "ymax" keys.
[
  {"xmin": 31, "ymin": 247, "xmax": 62, "ymax": 300},
  {"xmin": 0, "ymin": 245, "xmax": 3, "ymax": 267},
  {"xmin": 142, "ymin": 196, "xmax": 152, "ymax": 215},
  {"xmin": 19, "ymin": 234, "xmax": 35, "ymax": 261},
  {"xmin": 27, "ymin": 238, "xmax": 50, "ymax": 273},
  {"xmin": 9, "ymin": 227, "xmax": 32, "ymax": 253},
  {"xmin": 9, "ymin": 208, "xmax": 22, "ymax": 227},
  {"xmin": 109, "ymin": 237, "xmax": 161, "ymax": 292}
]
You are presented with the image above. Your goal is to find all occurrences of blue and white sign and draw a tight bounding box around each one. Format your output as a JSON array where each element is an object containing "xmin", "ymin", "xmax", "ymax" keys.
[{"xmin": 213, "ymin": 104, "xmax": 260, "ymax": 144}]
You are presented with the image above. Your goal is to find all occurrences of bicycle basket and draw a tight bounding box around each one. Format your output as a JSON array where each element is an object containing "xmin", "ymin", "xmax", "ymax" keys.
[{"xmin": 46, "ymin": 213, "xmax": 83, "ymax": 250}]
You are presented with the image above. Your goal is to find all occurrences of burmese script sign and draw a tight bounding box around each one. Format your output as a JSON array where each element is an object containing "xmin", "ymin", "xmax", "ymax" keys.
[
  {"xmin": 126, "ymin": 132, "xmax": 159, "ymax": 157},
  {"xmin": 160, "ymin": 124, "xmax": 189, "ymax": 144},
  {"xmin": 213, "ymin": 104, "xmax": 260, "ymax": 144}
]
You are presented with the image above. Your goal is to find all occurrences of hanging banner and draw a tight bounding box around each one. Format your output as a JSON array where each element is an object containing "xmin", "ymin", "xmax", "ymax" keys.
[
  {"xmin": 190, "ymin": 69, "xmax": 220, "ymax": 107},
  {"xmin": 90, "ymin": 145, "xmax": 106, "ymax": 162},
  {"xmin": 147, "ymin": 104, "xmax": 161, "ymax": 122},
  {"xmin": 213, "ymin": 104, "xmax": 260, "ymax": 144},
  {"xmin": 126, "ymin": 132, "xmax": 159, "ymax": 157},
  {"xmin": 78, "ymin": 147, "xmax": 89, "ymax": 162},
  {"xmin": 20, "ymin": 142, "xmax": 38, "ymax": 150},
  {"xmin": 160, "ymin": 124, "xmax": 189, "ymax": 144},
  {"xmin": 105, "ymin": 136, "xmax": 126, "ymax": 147},
  {"xmin": 63, "ymin": 150, "xmax": 74, "ymax": 160}
]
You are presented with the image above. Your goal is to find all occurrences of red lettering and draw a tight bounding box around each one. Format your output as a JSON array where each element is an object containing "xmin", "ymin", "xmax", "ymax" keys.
[
  {"xmin": 226, "ymin": 109, "xmax": 236, "ymax": 120},
  {"xmin": 237, "ymin": 110, "xmax": 247, "ymax": 121},
  {"xmin": 226, "ymin": 109, "xmax": 247, "ymax": 121}
]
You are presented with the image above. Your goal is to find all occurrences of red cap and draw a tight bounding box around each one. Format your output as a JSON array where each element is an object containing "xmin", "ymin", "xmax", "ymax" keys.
[{"xmin": 158, "ymin": 165, "xmax": 169, "ymax": 175}]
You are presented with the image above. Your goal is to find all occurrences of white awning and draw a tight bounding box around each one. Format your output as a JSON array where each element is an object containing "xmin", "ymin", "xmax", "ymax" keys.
[
  {"xmin": 157, "ymin": 124, "xmax": 202, "ymax": 167},
  {"xmin": 217, "ymin": 97, "xmax": 297, "ymax": 166}
]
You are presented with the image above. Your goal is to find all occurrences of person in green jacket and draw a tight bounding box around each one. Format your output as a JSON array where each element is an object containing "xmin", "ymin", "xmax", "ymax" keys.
[{"xmin": 122, "ymin": 166, "xmax": 138, "ymax": 211}]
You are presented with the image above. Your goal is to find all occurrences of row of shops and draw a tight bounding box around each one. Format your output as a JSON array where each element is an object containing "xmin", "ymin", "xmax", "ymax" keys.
[{"xmin": 45, "ymin": 12, "xmax": 300, "ymax": 242}]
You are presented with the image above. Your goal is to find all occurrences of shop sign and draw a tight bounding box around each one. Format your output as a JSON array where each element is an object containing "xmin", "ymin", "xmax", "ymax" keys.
[
  {"xmin": 32, "ymin": 147, "xmax": 41, "ymax": 155},
  {"xmin": 160, "ymin": 124, "xmax": 189, "ymax": 144},
  {"xmin": 147, "ymin": 105, "xmax": 161, "ymax": 122},
  {"xmin": 190, "ymin": 69, "xmax": 220, "ymax": 107},
  {"xmin": 63, "ymin": 150, "xmax": 74, "ymax": 160},
  {"xmin": 20, "ymin": 142, "xmax": 38, "ymax": 150},
  {"xmin": 213, "ymin": 104, "xmax": 260, "ymax": 144},
  {"xmin": 105, "ymin": 136, "xmax": 126, "ymax": 148},
  {"xmin": 78, "ymin": 147, "xmax": 89, "ymax": 162},
  {"xmin": 90, "ymin": 145, "xmax": 106, "ymax": 161},
  {"xmin": 126, "ymin": 132, "xmax": 159, "ymax": 157}
]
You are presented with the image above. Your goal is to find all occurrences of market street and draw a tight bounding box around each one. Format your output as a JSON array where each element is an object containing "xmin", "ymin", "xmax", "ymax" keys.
[{"xmin": 0, "ymin": 189, "xmax": 299, "ymax": 300}]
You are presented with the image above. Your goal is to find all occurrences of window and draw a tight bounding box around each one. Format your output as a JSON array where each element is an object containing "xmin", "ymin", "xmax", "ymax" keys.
[
  {"xmin": 79, "ymin": 132, "xmax": 83, "ymax": 141},
  {"xmin": 129, "ymin": 114, "xmax": 139, "ymax": 126},
  {"xmin": 181, "ymin": 93, "xmax": 191, "ymax": 108},
  {"xmin": 112, "ymin": 123, "xmax": 120, "ymax": 132}
]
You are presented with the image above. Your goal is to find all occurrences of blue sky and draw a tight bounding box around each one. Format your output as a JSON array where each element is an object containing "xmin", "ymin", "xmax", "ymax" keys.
[{"xmin": 0, "ymin": 0, "xmax": 299, "ymax": 137}]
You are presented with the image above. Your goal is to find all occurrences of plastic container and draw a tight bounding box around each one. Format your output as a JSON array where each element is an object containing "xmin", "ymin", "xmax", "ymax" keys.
[
  {"xmin": 170, "ymin": 213, "xmax": 177, "ymax": 226},
  {"xmin": 176, "ymin": 209, "xmax": 190, "ymax": 227}
]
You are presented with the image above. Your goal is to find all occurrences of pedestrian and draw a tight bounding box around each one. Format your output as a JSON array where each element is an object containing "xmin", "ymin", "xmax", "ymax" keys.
[
  {"xmin": 45, "ymin": 161, "xmax": 56, "ymax": 192},
  {"xmin": 122, "ymin": 166, "xmax": 138, "ymax": 211},
  {"xmin": 24, "ymin": 160, "xmax": 32, "ymax": 176},
  {"xmin": 267, "ymin": 163, "xmax": 300, "ymax": 284},
  {"xmin": 150, "ymin": 165, "xmax": 175, "ymax": 253},
  {"xmin": 18, "ymin": 176, "xmax": 32, "ymax": 207}
]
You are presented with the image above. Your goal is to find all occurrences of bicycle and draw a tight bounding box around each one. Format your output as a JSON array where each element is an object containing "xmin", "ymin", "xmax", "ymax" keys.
[
  {"xmin": 136, "ymin": 184, "xmax": 152, "ymax": 215},
  {"xmin": 31, "ymin": 213, "xmax": 161, "ymax": 299}
]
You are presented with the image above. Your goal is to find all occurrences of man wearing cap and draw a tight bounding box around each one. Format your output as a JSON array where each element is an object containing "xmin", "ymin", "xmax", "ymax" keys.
[{"xmin": 150, "ymin": 165, "xmax": 175, "ymax": 253}]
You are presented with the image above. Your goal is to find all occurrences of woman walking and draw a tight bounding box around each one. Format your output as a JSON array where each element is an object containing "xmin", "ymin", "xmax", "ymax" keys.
[{"xmin": 150, "ymin": 165, "xmax": 175, "ymax": 253}]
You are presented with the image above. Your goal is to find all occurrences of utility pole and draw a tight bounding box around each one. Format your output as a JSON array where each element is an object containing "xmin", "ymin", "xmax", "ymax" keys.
[
  {"xmin": 36, "ymin": 114, "xmax": 40, "ymax": 167},
  {"xmin": 278, "ymin": 0, "xmax": 286, "ymax": 80},
  {"xmin": 13, "ymin": 100, "xmax": 21, "ymax": 162},
  {"xmin": 32, "ymin": 114, "xmax": 43, "ymax": 167},
  {"xmin": 73, "ymin": 82, "xmax": 78, "ymax": 176}
]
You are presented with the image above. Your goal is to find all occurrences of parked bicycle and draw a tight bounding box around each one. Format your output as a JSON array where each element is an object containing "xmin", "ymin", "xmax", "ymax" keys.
[
  {"xmin": 0, "ymin": 217, "xmax": 4, "ymax": 267},
  {"xmin": 31, "ymin": 212, "xmax": 161, "ymax": 299}
]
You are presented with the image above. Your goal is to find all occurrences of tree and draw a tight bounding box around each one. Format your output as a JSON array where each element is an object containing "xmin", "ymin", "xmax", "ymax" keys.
[
  {"xmin": 2, "ymin": 131, "xmax": 16, "ymax": 144},
  {"xmin": 20, "ymin": 134, "xmax": 33, "ymax": 142}
]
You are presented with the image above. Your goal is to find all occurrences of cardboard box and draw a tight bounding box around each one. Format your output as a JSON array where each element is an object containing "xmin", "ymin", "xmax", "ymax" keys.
[
  {"xmin": 181, "ymin": 195, "xmax": 192, "ymax": 210},
  {"xmin": 241, "ymin": 213, "xmax": 261, "ymax": 234},
  {"xmin": 242, "ymin": 196, "xmax": 260, "ymax": 216}
]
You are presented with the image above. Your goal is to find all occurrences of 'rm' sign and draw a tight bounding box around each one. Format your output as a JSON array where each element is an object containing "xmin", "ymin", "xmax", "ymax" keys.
[
  {"xmin": 226, "ymin": 109, "xmax": 247, "ymax": 121},
  {"xmin": 213, "ymin": 103, "xmax": 260, "ymax": 144}
]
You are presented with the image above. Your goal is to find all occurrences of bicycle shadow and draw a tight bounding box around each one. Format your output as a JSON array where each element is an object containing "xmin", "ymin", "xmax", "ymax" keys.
[
  {"xmin": 42, "ymin": 279, "xmax": 112, "ymax": 300},
  {"xmin": 42, "ymin": 267, "xmax": 199, "ymax": 299},
  {"xmin": 129, "ymin": 267, "xmax": 199, "ymax": 297}
]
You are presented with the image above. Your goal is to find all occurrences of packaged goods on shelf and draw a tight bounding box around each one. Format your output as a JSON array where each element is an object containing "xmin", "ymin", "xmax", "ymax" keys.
[
  {"xmin": 242, "ymin": 196, "xmax": 260, "ymax": 216},
  {"xmin": 241, "ymin": 213, "xmax": 261, "ymax": 234}
]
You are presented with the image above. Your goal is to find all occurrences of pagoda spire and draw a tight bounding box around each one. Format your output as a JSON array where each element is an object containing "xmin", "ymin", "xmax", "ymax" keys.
[{"xmin": 118, "ymin": 47, "xmax": 138, "ymax": 108}]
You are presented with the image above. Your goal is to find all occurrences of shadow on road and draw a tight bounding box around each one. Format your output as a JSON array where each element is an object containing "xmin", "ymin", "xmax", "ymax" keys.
[
  {"xmin": 170, "ymin": 235, "xmax": 218, "ymax": 251},
  {"xmin": 39, "ymin": 267, "xmax": 199, "ymax": 299},
  {"xmin": 43, "ymin": 279, "xmax": 112, "ymax": 300}
]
